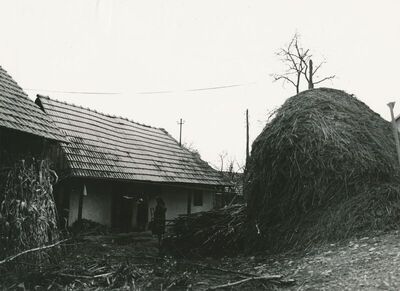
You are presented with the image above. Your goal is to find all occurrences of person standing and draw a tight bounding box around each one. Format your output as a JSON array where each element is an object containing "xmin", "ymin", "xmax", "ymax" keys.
[{"xmin": 152, "ymin": 197, "xmax": 167, "ymax": 246}]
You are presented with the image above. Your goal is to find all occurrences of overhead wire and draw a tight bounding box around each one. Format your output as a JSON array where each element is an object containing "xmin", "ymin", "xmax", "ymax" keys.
[{"xmin": 23, "ymin": 80, "xmax": 259, "ymax": 95}]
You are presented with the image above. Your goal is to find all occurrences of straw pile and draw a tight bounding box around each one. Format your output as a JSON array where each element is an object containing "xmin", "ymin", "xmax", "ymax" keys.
[
  {"xmin": 245, "ymin": 88, "xmax": 400, "ymax": 251},
  {"xmin": 167, "ymin": 204, "xmax": 246, "ymax": 257},
  {"xmin": 0, "ymin": 160, "xmax": 60, "ymax": 268},
  {"xmin": 70, "ymin": 219, "xmax": 110, "ymax": 235}
]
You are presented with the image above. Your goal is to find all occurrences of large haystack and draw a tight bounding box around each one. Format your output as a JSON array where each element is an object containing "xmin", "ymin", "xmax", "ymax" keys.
[{"xmin": 245, "ymin": 88, "xmax": 400, "ymax": 251}]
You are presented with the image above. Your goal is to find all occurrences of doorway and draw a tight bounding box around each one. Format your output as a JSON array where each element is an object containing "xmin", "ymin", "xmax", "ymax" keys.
[{"xmin": 111, "ymin": 194, "xmax": 134, "ymax": 232}]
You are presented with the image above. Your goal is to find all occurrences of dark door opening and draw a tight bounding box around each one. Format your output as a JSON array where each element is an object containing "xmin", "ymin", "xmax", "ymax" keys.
[{"xmin": 111, "ymin": 194, "xmax": 133, "ymax": 232}]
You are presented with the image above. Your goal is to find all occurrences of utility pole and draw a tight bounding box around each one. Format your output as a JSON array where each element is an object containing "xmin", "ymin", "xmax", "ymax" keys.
[
  {"xmin": 177, "ymin": 118, "xmax": 185, "ymax": 146},
  {"xmin": 246, "ymin": 109, "xmax": 249, "ymax": 165},
  {"xmin": 387, "ymin": 102, "xmax": 400, "ymax": 166}
]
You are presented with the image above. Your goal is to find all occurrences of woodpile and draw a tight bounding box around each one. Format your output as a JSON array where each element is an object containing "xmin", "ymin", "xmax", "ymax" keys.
[{"xmin": 166, "ymin": 204, "xmax": 246, "ymax": 257}]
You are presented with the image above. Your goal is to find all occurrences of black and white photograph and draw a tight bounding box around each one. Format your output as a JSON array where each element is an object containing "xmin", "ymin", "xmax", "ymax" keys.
[{"xmin": 1, "ymin": 0, "xmax": 400, "ymax": 289}]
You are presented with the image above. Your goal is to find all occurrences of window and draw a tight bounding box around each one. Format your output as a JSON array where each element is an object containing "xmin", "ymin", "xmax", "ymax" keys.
[{"xmin": 193, "ymin": 191, "xmax": 203, "ymax": 206}]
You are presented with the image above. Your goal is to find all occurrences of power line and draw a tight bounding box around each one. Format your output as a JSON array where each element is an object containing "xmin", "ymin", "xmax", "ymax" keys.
[
  {"xmin": 138, "ymin": 82, "xmax": 254, "ymax": 94},
  {"xmin": 186, "ymin": 84, "xmax": 242, "ymax": 92},
  {"xmin": 138, "ymin": 90, "xmax": 173, "ymax": 95},
  {"xmin": 23, "ymin": 80, "xmax": 259, "ymax": 96},
  {"xmin": 24, "ymin": 88, "xmax": 121, "ymax": 95}
]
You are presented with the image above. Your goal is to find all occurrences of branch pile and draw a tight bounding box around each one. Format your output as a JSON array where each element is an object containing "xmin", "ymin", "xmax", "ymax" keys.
[
  {"xmin": 0, "ymin": 159, "xmax": 60, "ymax": 269},
  {"xmin": 70, "ymin": 218, "xmax": 110, "ymax": 235},
  {"xmin": 1, "ymin": 242, "xmax": 192, "ymax": 290},
  {"xmin": 245, "ymin": 88, "xmax": 400, "ymax": 251},
  {"xmin": 166, "ymin": 204, "xmax": 246, "ymax": 257}
]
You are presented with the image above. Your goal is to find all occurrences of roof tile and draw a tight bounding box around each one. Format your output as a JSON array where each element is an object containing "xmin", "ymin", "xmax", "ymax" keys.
[
  {"xmin": 37, "ymin": 96, "xmax": 227, "ymax": 186},
  {"xmin": 0, "ymin": 66, "xmax": 67, "ymax": 141}
]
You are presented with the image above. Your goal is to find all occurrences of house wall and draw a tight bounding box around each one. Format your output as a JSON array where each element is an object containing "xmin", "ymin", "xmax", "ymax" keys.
[
  {"xmin": 0, "ymin": 127, "xmax": 56, "ymax": 197},
  {"xmin": 0, "ymin": 128, "xmax": 45, "ymax": 166},
  {"xmin": 67, "ymin": 181, "xmax": 112, "ymax": 226},
  {"xmin": 62, "ymin": 179, "xmax": 216, "ymax": 229},
  {"xmin": 192, "ymin": 191, "xmax": 214, "ymax": 213},
  {"xmin": 147, "ymin": 189, "xmax": 214, "ymax": 221},
  {"xmin": 148, "ymin": 190, "xmax": 188, "ymax": 221}
]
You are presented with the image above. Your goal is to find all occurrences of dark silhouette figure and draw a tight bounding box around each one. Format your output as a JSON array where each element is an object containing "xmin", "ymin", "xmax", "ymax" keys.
[{"xmin": 152, "ymin": 197, "xmax": 167, "ymax": 246}]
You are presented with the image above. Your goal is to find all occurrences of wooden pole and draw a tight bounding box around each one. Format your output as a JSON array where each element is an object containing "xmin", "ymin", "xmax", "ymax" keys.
[
  {"xmin": 387, "ymin": 102, "xmax": 400, "ymax": 166},
  {"xmin": 78, "ymin": 184, "xmax": 86, "ymax": 221},
  {"xmin": 246, "ymin": 109, "xmax": 249, "ymax": 165},
  {"xmin": 178, "ymin": 118, "xmax": 184, "ymax": 146},
  {"xmin": 308, "ymin": 59, "xmax": 314, "ymax": 89},
  {"xmin": 187, "ymin": 192, "xmax": 192, "ymax": 214}
]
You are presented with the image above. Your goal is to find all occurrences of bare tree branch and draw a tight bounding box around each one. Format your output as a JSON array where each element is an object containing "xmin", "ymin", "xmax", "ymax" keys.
[
  {"xmin": 272, "ymin": 74, "xmax": 297, "ymax": 87},
  {"xmin": 0, "ymin": 239, "xmax": 69, "ymax": 265},
  {"xmin": 272, "ymin": 33, "xmax": 336, "ymax": 93},
  {"xmin": 313, "ymin": 75, "xmax": 336, "ymax": 85},
  {"xmin": 312, "ymin": 61, "xmax": 325, "ymax": 76}
]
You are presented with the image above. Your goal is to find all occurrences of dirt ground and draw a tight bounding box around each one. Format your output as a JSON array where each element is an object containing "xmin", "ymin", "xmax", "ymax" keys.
[
  {"xmin": 3, "ymin": 230, "xmax": 400, "ymax": 290},
  {"xmin": 214, "ymin": 230, "xmax": 400, "ymax": 290}
]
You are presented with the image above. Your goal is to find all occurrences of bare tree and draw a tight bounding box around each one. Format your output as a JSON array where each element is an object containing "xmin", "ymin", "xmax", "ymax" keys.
[{"xmin": 272, "ymin": 34, "xmax": 335, "ymax": 94}]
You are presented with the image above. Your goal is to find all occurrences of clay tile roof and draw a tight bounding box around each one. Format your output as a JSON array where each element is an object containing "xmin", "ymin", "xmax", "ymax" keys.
[
  {"xmin": 36, "ymin": 95, "xmax": 227, "ymax": 186},
  {"xmin": 0, "ymin": 66, "xmax": 67, "ymax": 142}
]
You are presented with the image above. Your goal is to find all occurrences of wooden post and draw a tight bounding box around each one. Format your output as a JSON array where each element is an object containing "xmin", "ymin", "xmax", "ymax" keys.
[
  {"xmin": 177, "ymin": 118, "xmax": 185, "ymax": 146},
  {"xmin": 246, "ymin": 109, "xmax": 249, "ymax": 165},
  {"xmin": 187, "ymin": 192, "xmax": 192, "ymax": 214},
  {"xmin": 387, "ymin": 102, "xmax": 400, "ymax": 166},
  {"xmin": 308, "ymin": 59, "xmax": 314, "ymax": 89},
  {"xmin": 78, "ymin": 184, "xmax": 86, "ymax": 221},
  {"xmin": 77, "ymin": 192, "xmax": 83, "ymax": 221}
]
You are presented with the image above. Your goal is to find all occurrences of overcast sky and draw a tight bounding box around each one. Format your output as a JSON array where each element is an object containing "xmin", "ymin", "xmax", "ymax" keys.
[{"xmin": 1, "ymin": 0, "xmax": 400, "ymax": 170}]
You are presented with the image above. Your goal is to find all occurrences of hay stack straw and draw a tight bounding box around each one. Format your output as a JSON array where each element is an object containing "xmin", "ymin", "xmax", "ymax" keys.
[
  {"xmin": 245, "ymin": 88, "xmax": 400, "ymax": 251},
  {"xmin": 0, "ymin": 160, "xmax": 59, "ymax": 267}
]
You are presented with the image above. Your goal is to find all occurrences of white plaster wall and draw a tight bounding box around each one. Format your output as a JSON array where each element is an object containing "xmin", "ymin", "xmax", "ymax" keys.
[
  {"xmin": 68, "ymin": 183, "xmax": 112, "ymax": 226},
  {"xmin": 192, "ymin": 191, "xmax": 214, "ymax": 214},
  {"xmin": 148, "ymin": 191, "xmax": 187, "ymax": 221},
  {"xmin": 82, "ymin": 185, "xmax": 112, "ymax": 226},
  {"xmin": 148, "ymin": 189, "xmax": 215, "ymax": 221}
]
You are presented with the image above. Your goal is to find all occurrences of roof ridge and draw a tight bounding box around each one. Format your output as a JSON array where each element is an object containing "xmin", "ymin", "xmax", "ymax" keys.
[
  {"xmin": 0, "ymin": 65, "xmax": 29, "ymax": 99},
  {"xmin": 37, "ymin": 94, "xmax": 162, "ymax": 130}
]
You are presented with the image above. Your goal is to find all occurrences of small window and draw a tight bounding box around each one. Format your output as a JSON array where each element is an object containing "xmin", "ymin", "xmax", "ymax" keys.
[{"xmin": 193, "ymin": 191, "xmax": 203, "ymax": 206}]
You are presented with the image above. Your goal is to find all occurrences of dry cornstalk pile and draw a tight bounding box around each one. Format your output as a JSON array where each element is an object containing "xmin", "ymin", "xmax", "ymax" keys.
[
  {"xmin": 245, "ymin": 88, "xmax": 400, "ymax": 251},
  {"xmin": 167, "ymin": 204, "xmax": 246, "ymax": 257},
  {"xmin": 0, "ymin": 159, "xmax": 60, "ymax": 268}
]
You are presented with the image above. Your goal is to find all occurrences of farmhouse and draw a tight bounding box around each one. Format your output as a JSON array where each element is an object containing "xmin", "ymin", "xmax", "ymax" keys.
[
  {"xmin": 35, "ymin": 95, "xmax": 227, "ymax": 231},
  {"xmin": 0, "ymin": 65, "xmax": 66, "ymax": 179}
]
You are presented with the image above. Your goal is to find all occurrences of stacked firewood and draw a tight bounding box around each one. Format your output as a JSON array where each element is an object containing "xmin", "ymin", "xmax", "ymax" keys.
[{"xmin": 167, "ymin": 204, "xmax": 246, "ymax": 257}]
